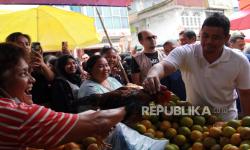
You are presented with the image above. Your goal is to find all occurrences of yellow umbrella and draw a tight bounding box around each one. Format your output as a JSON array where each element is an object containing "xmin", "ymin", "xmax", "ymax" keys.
[
  {"xmin": 0, "ymin": 6, "xmax": 101, "ymax": 51},
  {"xmin": 0, "ymin": 10, "xmax": 12, "ymax": 14}
]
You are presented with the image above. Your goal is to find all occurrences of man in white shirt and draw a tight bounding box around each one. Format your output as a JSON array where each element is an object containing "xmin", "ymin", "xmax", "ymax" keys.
[{"xmin": 142, "ymin": 13, "xmax": 250, "ymax": 121}]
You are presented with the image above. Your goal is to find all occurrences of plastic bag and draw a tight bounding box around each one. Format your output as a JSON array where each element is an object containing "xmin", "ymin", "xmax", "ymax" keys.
[{"xmin": 106, "ymin": 123, "xmax": 168, "ymax": 150}]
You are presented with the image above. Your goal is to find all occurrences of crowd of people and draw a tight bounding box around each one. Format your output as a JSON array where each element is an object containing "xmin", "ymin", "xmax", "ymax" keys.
[{"xmin": 1, "ymin": 12, "xmax": 250, "ymax": 149}]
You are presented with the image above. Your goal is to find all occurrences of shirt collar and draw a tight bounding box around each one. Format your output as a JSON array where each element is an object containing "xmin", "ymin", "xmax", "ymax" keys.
[{"xmin": 195, "ymin": 44, "xmax": 231, "ymax": 64}]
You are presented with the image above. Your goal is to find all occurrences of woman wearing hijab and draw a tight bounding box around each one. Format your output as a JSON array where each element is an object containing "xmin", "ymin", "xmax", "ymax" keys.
[{"xmin": 51, "ymin": 55, "xmax": 83, "ymax": 113}]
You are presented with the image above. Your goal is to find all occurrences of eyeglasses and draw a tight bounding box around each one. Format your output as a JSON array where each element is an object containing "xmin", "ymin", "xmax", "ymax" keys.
[{"xmin": 146, "ymin": 35, "xmax": 157, "ymax": 40}]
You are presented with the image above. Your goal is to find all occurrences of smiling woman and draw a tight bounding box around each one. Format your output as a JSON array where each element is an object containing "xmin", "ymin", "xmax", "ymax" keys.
[
  {"xmin": 0, "ymin": 42, "xmax": 33, "ymax": 103},
  {"xmin": 50, "ymin": 55, "xmax": 83, "ymax": 113},
  {"xmin": 0, "ymin": 42, "xmax": 126, "ymax": 149},
  {"xmin": 78, "ymin": 55, "xmax": 122, "ymax": 99}
]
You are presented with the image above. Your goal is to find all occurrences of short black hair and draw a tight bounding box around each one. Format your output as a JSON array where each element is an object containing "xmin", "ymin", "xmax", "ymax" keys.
[
  {"xmin": 6, "ymin": 32, "xmax": 31, "ymax": 43},
  {"xmin": 179, "ymin": 30, "xmax": 185, "ymax": 36},
  {"xmin": 0, "ymin": 42, "xmax": 29, "ymax": 85},
  {"xmin": 202, "ymin": 13, "xmax": 230, "ymax": 36},
  {"xmin": 184, "ymin": 30, "xmax": 196, "ymax": 40},
  {"xmin": 202, "ymin": 13, "xmax": 230, "ymax": 35},
  {"xmin": 137, "ymin": 31, "xmax": 144, "ymax": 41},
  {"xmin": 100, "ymin": 46, "xmax": 117, "ymax": 55},
  {"xmin": 85, "ymin": 55, "xmax": 103, "ymax": 74}
]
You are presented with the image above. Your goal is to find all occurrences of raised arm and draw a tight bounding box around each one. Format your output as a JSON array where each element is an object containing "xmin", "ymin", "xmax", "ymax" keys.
[{"xmin": 60, "ymin": 107, "xmax": 126, "ymax": 145}]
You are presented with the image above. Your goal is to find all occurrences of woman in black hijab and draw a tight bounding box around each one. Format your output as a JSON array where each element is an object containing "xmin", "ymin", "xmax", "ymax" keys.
[
  {"xmin": 56, "ymin": 55, "xmax": 82, "ymax": 87},
  {"xmin": 51, "ymin": 55, "xmax": 83, "ymax": 113}
]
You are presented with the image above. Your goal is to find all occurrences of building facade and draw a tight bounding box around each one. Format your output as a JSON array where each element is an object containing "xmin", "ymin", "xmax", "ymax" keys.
[
  {"xmin": 68, "ymin": 6, "xmax": 131, "ymax": 53},
  {"xmin": 129, "ymin": 0, "xmax": 235, "ymax": 46}
]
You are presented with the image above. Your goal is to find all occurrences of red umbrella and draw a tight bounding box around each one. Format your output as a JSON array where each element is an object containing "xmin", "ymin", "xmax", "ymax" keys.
[
  {"xmin": 239, "ymin": 0, "xmax": 250, "ymax": 10},
  {"xmin": 230, "ymin": 10, "xmax": 250, "ymax": 30}
]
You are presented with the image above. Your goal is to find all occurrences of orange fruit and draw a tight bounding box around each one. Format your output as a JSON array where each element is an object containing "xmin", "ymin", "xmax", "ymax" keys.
[
  {"xmin": 165, "ymin": 128, "xmax": 177, "ymax": 139},
  {"xmin": 135, "ymin": 123, "xmax": 147, "ymax": 134},
  {"xmin": 141, "ymin": 120, "xmax": 152, "ymax": 129},
  {"xmin": 180, "ymin": 116, "xmax": 193, "ymax": 127},
  {"xmin": 190, "ymin": 130, "xmax": 203, "ymax": 142},
  {"xmin": 226, "ymin": 120, "xmax": 241, "ymax": 129},
  {"xmin": 242, "ymin": 116, "xmax": 250, "ymax": 127},
  {"xmin": 223, "ymin": 144, "xmax": 238, "ymax": 150},
  {"xmin": 220, "ymin": 137, "xmax": 230, "ymax": 147},
  {"xmin": 174, "ymin": 134, "xmax": 186, "ymax": 146},
  {"xmin": 165, "ymin": 144, "xmax": 179, "ymax": 150},
  {"xmin": 146, "ymin": 128, "xmax": 156, "ymax": 136},
  {"xmin": 155, "ymin": 130, "xmax": 164, "ymax": 138},
  {"xmin": 230, "ymin": 133, "xmax": 241, "ymax": 146},
  {"xmin": 160, "ymin": 120, "xmax": 171, "ymax": 131},
  {"xmin": 87, "ymin": 143, "xmax": 99, "ymax": 150},
  {"xmin": 172, "ymin": 122, "xmax": 179, "ymax": 130},
  {"xmin": 82, "ymin": 137, "xmax": 97, "ymax": 147},
  {"xmin": 193, "ymin": 116, "xmax": 206, "ymax": 126},
  {"xmin": 191, "ymin": 125, "xmax": 203, "ymax": 132},
  {"xmin": 210, "ymin": 144, "xmax": 221, "ymax": 150},
  {"xmin": 239, "ymin": 143, "xmax": 250, "ymax": 150},
  {"xmin": 178, "ymin": 126, "xmax": 191, "ymax": 137},
  {"xmin": 203, "ymin": 137, "xmax": 216, "ymax": 148},
  {"xmin": 239, "ymin": 127, "xmax": 250, "ymax": 140},
  {"xmin": 209, "ymin": 127, "xmax": 222, "ymax": 138},
  {"xmin": 64, "ymin": 142, "xmax": 81, "ymax": 150},
  {"xmin": 192, "ymin": 142, "xmax": 204, "ymax": 150},
  {"xmin": 202, "ymin": 131, "xmax": 209, "ymax": 139},
  {"xmin": 222, "ymin": 126, "xmax": 236, "ymax": 137}
]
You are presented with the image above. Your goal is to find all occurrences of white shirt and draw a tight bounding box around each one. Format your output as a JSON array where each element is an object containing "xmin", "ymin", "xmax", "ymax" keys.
[{"xmin": 164, "ymin": 43, "xmax": 250, "ymax": 121}]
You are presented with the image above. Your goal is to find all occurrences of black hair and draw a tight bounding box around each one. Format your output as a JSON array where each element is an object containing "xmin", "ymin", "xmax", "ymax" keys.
[
  {"xmin": 85, "ymin": 55, "xmax": 103, "ymax": 74},
  {"xmin": 202, "ymin": 13, "xmax": 230, "ymax": 36},
  {"xmin": 6, "ymin": 32, "xmax": 31, "ymax": 43},
  {"xmin": 22, "ymin": 34, "xmax": 31, "ymax": 43},
  {"xmin": 137, "ymin": 31, "xmax": 143, "ymax": 41},
  {"xmin": 179, "ymin": 30, "xmax": 185, "ymax": 36},
  {"xmin": 100, "ymin": 46, "xmax": 117, "ymax": 55},
  {"xmin": 163, "ymin": 41, "xmax": 172, "ymax": 47},
  {"xmin": 55, "ymin": 55, "xmax": 82, "ymax": 86},
  {"xmin": 184, "ymin": 30, "xmax": 196, "ymax": 40},
  {"xmin": 0, "ymin": 42, "xmax": 29, "ymax": 85}
]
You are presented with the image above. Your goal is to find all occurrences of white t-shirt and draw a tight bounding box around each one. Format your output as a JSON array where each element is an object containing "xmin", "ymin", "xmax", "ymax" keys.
[{"xmin": 164, "ymin": 43, "xmax": 250, "ymax": 121}]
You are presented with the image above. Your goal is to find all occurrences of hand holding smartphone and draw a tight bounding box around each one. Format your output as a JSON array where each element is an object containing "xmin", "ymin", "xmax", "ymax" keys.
[{"xmin": 31, "ymin": 42, "xmax": 42, "ymax": 53}]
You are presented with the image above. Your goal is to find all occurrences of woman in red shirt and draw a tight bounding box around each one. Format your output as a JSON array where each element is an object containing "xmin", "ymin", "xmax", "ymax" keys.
[{"xmin": 0, "ymin": 42, "xmax": 126, "ymax": 149}]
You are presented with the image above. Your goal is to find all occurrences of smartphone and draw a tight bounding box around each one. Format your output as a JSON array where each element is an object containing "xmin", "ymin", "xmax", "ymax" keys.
[
  {"xmin": 31, "ymin": 42, "xmax": 41, "ymax": 52},
  {"xmin": 62, "ymin": 41, "xmax": 68, "ymax": 50}
]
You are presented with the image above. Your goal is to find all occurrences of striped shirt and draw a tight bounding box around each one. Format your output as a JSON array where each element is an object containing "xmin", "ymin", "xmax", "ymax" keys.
[{"xmin": 0, "ymin": 98, "xmax": 79, "ymax": 150}]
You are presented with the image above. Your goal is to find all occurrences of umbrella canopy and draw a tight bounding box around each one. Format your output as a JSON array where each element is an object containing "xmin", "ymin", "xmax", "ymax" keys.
[
  {"xmin": 230, "ymin": 10, "xmax": 250, "ymax": 30},
  {"xmin": 0, "ymin": 6, "xmax": 101, "ymax": 51},
  {"xmin": 0, "ymin": 0, "xmax": 132, "ymax": 7},
  {"xmin": 239, "ymin": 0, "xmax": 250, "ymax": 10}
]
